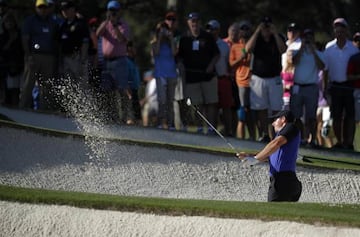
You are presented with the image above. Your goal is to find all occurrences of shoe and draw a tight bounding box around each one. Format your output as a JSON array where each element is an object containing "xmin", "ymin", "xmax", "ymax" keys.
[
  {"xmin": 332, "ymin": 143, "xmax": 343, "ymax": 149},
  {"xmin": 207, "ymin": 127, "xmax": 216, "ymax": 135},
  {"xmin": 168, "ymin": 126, "xmax": 176, "ymax": 131},
  {"xmin": 197, "ymin": 127, "xmax": 204, "ymax": 134},
  {"xmin": 305, "ymin": 141, "xmax": 319, "ymax": 149},
  {"xmin": 258, "ymin": 135, "xmax": 270, "ymax": 143}
]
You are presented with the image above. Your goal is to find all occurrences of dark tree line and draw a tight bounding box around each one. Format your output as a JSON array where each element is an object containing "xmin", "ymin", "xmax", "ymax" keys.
[{"xmin": 7, "ymin": 0, "xmax": 360, "ymax": 70}]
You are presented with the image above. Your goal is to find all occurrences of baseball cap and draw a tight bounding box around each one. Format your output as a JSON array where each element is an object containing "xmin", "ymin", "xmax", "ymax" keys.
[
  {"xmin": 239, "ymin": 20, "xmax": 251, "ymax": 30},
  {"xmin": 206, "ymin": 20, "xmax": 220, "ymax": 30},
  {"xmin": 47, "ymin": 0, "xmax": 55, "ymax": 5},
  {"xmin": 287, "ymin": 22, "xmax": 299, "ymax": 31},
  {"xmin": 303, "ymin": 28, "xmax": 314, "ymax": 36},
  {"xmin": 262, "ymin": 16, "xmax": 272, "ymax": 24},
  {"xmin": 107, "ymin": 0, "xmax": 120, "ymax": 10},
  {"xmin": 269, "ymin": 110, "xmax": 295, "ymax": 122},
  {"xmin": 333, "ymin": 18, "xmax": 348, "ymax": 27},
  {"xmin": 353, "ymin": 32, "xmax": 360, "ymax": 41},
  {"xmin": 187, "ymin": 12, "xmax": 200, "ymax": 20},
  {"xmin": 165, "ymin": 11, "xmax": 176, "ymax": 19},
  {"xmin": 60, "ymin": 0, "xmax": 75, "ymax": 10},
  {"xmin": 36, "ymin": 0, "xmax": 48, "ymax": 7}
]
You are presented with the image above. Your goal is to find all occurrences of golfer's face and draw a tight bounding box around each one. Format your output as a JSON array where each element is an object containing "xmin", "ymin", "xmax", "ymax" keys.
[{"xmin": 272, "ymin": 116, "xmax": 285, "ymax": 132}]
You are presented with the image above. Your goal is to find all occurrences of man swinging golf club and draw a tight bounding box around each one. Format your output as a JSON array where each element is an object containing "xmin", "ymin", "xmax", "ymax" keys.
[{"xmin": 238, "ymin": 110, "xmax": 302, "ymax": 202}]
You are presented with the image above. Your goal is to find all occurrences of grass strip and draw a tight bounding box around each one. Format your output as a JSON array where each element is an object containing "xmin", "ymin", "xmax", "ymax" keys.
[{"xmin": 0, "ymin": 185, "xmax": 359, "ymax": 228}]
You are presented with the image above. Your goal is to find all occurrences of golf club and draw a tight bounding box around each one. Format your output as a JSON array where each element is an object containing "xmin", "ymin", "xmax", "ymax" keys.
[{"xmin": 186, "ymin": 98, "xmax": 245, "ymax": 160}]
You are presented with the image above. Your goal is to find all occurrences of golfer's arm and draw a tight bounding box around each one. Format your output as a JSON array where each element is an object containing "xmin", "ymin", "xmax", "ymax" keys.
[{"xmin": 255, "ymin": 136, "xmax": 287, "ymax": 162}]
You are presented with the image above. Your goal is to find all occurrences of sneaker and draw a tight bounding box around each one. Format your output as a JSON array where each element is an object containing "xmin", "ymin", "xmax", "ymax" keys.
[
  {"xmin": 258, "ymin": 135, "xmax": 270, "ymax": 143},
  {"xmin": 197, "ymin": 127, "xmax": 204, "ymax": 134},
  {"xmin": 207, "ymin": 127, "xmax": 216, "ymax": 135}
]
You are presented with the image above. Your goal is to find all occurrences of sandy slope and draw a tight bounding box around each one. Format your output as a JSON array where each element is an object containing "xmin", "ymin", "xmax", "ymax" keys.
[{"xmin": 1, "ymin": 201, "xmax": 360, "ymax": 237}]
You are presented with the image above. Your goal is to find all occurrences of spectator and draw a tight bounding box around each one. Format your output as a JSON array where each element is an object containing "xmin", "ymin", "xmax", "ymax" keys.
[
  {"xmin": 164, "ymin": 10, "xmax": 186, "ymax": 130},
  {"xmin": 96, "ymin": 0, "xmax": 132, "ymax": 124},
  {"xmin": 126, "ymin": 41, "xmax": 141, "ymax": 125},
  {"xmin": 59, "ymin": 0, "xmax": 89, "ymax": 86},
  {"xmin": 140, "ymin": 70, "xmax": 158, "ymax": 127},
  {"xmin": 352, "ymin": 32, "xmax": 360, "ymax": 49},
  {"xmin": 151, "ymin": 21, "xmax": 177, "ymax": 130},
  {"xmin": 281, "ymin": 50, "xmax": 294, "ymax": 110},
  {"xmin": 0, "ymin": 12, "xmax": 24, "ymax": 107},
  {"xmin": 317, "ymin": 70, "xmax": 334, "ymax": 148},
  {"xmin": 177, "ymin": 12, "xmax": 220, "ymax": 134},
  {"xmin": 291, "ymin": 29, "xmax": 325, "ymax": 147},
  {"xmin": 0, "ymin": 0, "xmax": 9, "ymax": 104},
  {"xmin": 19, "ymin": 0, "xmax": 59, "ymax": 110},
  {"xmin": 229, "ymin": 20, "xmax": 255, "ymax": 140},
  {"xmin": 206, "ymin": 19, "xmax": 234, "ymax": 136},
  {"xmin": 281, "ymin": 23, "xmax": 301, "ymax": 110},
  {"xmin": 245, "ymin": 16, "xmax": 286, "ymax": 142},
  {"xmin": 347, "ymin": 42, "xmax": 360, "ymax": 130},
  {"xmin": 88, "ymin": 17, "xmax": 101, "ymax": 89},
  {"xmin": 324, "ymin": 18, "xmax": 359, "ymax": 150},
  {"xmin": 223, "ymin": 22, "xmax": 242, "ymax": 136}
]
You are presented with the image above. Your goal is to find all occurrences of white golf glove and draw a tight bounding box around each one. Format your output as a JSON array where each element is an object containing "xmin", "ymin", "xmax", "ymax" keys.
[{"xmin": 243, "ymin": 156, "xmax": 260, "ymax": 167}]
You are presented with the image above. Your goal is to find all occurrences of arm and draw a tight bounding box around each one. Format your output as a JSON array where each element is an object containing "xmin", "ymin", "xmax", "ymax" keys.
[
  {"xmin": 255, "ymin": 135, "xmax": 288, "ymax": 162},
  {"xmin": 245, "ymin": 24, "xmax": 262, "ymax": 53},
  {"xmin": 96, "ymin": 21, "xmax": 108, "ymax": 37},
  {"xmin": 270, "ymin": 25, "xmax": 287, "ymax": 54}
]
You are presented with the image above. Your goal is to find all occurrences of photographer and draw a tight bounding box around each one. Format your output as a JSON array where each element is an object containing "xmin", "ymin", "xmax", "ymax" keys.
[
  {"xmin": 150, "ymin": 21, "xmax": 177, "ymax": 129},
  {"xmin": 291, "ymin": 29, "xmax": 325, "ymax": 148},
  {"xmin": 96, "ymin": 0, "xmax": 133, "ymax": 124},
  {"xmin": 245, "ymin": 16, "xmax": 286, "ymax": 142}
]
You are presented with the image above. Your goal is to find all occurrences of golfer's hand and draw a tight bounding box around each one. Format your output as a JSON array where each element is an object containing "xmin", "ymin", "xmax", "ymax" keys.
[{"xmin": 242, "ymin": 156, "xmax": 260, "ymax": 167}]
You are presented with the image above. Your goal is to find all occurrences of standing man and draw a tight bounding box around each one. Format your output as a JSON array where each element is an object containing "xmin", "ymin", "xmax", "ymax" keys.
[
  {"xmin": 245, "ymin": 16, "xmax": 286, "ymax": 142},
  {"xmin": 291, "ymin": 29, "xmax": 325, "ymax": 147},
  {"xmin": 238, "ymin": 110, "xmax": 302, "ymax": 202},
  {"xmin": 206, "ymin": 19, "xmax": 234, "ymax": 136},
  {"xmin": 59, "ymin": 0, "xmax": 89, "ymax": 85},
  {"xmin": 96, "ymin": 0, "xmax": 132, "ymax": 124},
  {"xmin": 324, "ymin": 18, "xmax": 359, "ymax": 150},
  {"xmin": 20, "ymin": 0, "xmax": 59, "ymax": 110},
  {"xmin": 177, "ymin": 12, "xmax": 220, "ymax": 133}
]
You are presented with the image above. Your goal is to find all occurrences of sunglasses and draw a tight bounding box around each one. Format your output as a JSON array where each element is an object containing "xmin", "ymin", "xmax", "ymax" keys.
[{"xmin": 240, "ymin": 26, "xmax": 249, "ymax": 31}]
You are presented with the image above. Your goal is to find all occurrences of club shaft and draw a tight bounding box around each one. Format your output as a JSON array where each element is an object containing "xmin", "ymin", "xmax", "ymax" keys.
[{"xmin": 192, "ymin": 105, "xmax": 238, "ymax": 154}]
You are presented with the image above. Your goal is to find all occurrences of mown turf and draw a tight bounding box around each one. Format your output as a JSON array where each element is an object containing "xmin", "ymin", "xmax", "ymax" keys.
[{"xmin": 0, "ymin": 185, "xmax": 359, "ymax": 228}]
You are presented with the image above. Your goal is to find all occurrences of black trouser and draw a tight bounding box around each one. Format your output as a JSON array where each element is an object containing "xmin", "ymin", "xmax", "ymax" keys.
[{"xmin": 268, "ymin": 171, "xmax": 302, "ymax": 202}]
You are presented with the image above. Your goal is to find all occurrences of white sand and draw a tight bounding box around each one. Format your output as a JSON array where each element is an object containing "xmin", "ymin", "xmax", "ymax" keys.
[
  {"xmin": 1, "ymin": 201, "xmax": 359, "ymax": 237},
  {"xmin": 1, "ymin": 106, "xmax": 360, "ymax": 236}
]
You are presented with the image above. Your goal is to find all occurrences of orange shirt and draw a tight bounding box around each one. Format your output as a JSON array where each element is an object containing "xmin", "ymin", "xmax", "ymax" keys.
[{"xmin": 229, "ymin": 40, "xmax": 251, "ymax": 87}]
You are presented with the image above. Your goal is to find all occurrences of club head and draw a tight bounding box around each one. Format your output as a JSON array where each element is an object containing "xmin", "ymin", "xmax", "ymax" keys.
[{"xmin": 186, "ymin": 98, "xmax": 192, "ymax": 106}]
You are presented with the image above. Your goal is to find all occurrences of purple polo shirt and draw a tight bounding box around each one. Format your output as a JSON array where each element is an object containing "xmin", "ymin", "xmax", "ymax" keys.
[{"xmin": 101, "ymin": 19, "xmax": 130, "ymax": 58}]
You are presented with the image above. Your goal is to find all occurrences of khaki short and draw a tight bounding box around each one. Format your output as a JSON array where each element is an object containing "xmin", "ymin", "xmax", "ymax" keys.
[
  {"xmin": 250, "ymin": 75, "xmax": 283, "ymax": 111},
  {"xmin": 185, "ymin": 77, "xmax": 218, "ymax": 105}
]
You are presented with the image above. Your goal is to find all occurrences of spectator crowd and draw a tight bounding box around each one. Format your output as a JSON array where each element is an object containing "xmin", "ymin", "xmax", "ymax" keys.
[{"xmin": 1, "ymin": 0, "xmax": 360, "ymax": 151}]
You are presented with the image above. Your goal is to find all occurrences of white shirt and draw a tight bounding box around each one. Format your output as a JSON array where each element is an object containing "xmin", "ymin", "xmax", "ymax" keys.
[
  {"xmin": 282, "ymin": 37, "xmax": 302, "ymax": 68},
  {"xmin": 324, "ymin": 39, "xmax": 359, "ymax": 83}
]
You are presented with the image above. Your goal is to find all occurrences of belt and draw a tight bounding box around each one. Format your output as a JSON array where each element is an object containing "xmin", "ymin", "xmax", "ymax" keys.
[
  {"xmin": 104, "ymin": 56, "xmax": 125, "ymax": 61},
  {"xmin": 294, "ymin": 83, "xmax": 317, "ymax": 87}
]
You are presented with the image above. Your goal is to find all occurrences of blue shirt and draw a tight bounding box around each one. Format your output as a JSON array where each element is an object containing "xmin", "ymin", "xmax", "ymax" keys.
[
  {"xmin": 269, "ymin": 123, "xmax": 300, "ymax": 176},
  {"xmin": 154, "ymin": 42, "xmax": 177, "ymax": 79}
]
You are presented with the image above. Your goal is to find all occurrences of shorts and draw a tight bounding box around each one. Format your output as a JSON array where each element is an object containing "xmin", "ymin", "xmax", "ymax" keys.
[
  {"xmin": 185, "ymin": 76, "xmax": 218, "ymax": 105},
  {"xmin": 268, "ymin": 171, "xmax": 302, "ymax": 202},
  {"xmin": 100, "ymin": 57, "xmax": 129, "ymax": 91},
  {"xmin": 290, "ymin": 84, "xmax": 318, "ymax": 120},
  {"xmin": 354, "ymin": 89, "xmax": 360, "ymax": 122},
  {"xmin": 218, "ymin": 76, "xmax": 234, "ymax": 108},
  {"xmin": 250, "ymin": 75, "xmax": 283, "ymax": 111}
]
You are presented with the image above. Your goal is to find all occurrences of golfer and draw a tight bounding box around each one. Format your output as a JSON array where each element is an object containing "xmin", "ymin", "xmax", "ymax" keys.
[{"xmin": 239, "ymin": 110, "xmax": 302, "ymax": 202}]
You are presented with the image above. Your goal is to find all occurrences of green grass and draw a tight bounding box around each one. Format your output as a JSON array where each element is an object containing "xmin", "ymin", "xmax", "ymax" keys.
[{"xmin": 0, "ymin": 185, "xmax": 359, "ymax": 228}]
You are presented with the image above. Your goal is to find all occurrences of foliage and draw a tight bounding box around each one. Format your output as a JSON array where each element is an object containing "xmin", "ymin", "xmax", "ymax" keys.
[{"xmin": 5, "ymin": 0, "xmax": 360, "ymax": 73}]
